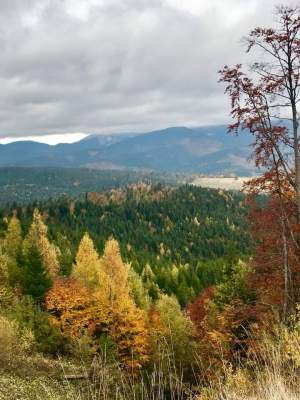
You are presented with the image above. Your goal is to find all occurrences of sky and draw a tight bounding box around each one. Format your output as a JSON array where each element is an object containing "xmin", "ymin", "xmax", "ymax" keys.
[{"xmin": 0, "ymin": 0, "xmax": 298, "ymax": 144}]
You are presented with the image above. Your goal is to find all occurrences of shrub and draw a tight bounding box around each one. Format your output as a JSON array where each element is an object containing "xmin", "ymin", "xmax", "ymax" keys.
[
  {"xmin": 0, "ymin": 315, "xmax": 35, "ymax": 371},
  {"xmin": 8, "ymin": 296, "xmax": 66, "ymax": 355}
]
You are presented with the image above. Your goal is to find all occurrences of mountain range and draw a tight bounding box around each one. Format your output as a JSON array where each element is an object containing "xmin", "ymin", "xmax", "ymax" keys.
[{"xmin": 0, "ymin": 126, "xmax": 255, "ymax": 175}]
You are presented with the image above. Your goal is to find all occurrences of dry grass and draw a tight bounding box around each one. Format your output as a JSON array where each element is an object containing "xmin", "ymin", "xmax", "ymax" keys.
[{"xmin": 1, "ymin": 319, "xmax": 300, "ymax": 399}]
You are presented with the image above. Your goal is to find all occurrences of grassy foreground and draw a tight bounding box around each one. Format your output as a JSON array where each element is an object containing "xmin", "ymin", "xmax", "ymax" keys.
[{"xmin": 1, "ymin": 329, "xmax": 300, "ymax": 400}]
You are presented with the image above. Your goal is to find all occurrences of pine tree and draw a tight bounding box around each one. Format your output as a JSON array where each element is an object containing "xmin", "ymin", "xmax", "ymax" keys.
[
  {"xmin": 19, "ymin": 244, "xmax": 52, "ymax": 301},
  {"xmin": 55, "ymin": 233, "xmax": 73, "ymax": 276},
  {"xmin": 71, "ymin": 232, "xmax": 101, "ymax": 291}
]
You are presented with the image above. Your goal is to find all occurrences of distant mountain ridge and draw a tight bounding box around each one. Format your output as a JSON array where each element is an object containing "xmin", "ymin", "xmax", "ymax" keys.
[{"xmin": 0, "ymin": 126, "xmax": 255, "ymax": 175}]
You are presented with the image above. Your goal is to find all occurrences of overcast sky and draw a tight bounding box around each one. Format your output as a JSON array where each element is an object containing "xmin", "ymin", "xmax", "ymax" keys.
[{"xmin": 0, "ymin": 0, "xmax": 298, "ymax": 144}]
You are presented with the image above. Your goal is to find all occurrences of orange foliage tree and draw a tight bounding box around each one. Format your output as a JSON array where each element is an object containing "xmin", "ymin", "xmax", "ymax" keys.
[
  {"xmin": 45, "ymin": 238, "xmax": 150, "ymax": 371},
  {"xmin": 45, "ymin": 277, "xmax": 100, "ymax": 338}
]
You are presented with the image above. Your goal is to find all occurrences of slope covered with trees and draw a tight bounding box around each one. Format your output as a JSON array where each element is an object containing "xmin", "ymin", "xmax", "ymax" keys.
[
  {"xmin": 0, "ymin": 167, "xmax": 175, "ymax": 205},
  {"xmin": 2, "ymin": 184, "xmax": 252, "ymax": 306}
]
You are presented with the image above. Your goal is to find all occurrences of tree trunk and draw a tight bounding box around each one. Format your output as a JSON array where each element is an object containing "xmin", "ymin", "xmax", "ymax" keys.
[
  {"xmin": 292, "ymin": 107, "xmax": 300, "ymax": 224},
  {"xmin": 280, "ymin": 213, "xmax": 289, "ymax": 321}
]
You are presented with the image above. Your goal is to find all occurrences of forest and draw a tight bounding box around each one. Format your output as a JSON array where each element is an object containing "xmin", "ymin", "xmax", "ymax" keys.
[
  {"xmin": 0, "ymin": 167, "xmax": 177, "ymax": 205},
  {"xmin": 1, "ymin": 185, "xmax": 252, "ymax": 306},
  {"xmin": 0, "ymin": 183, "xmax": 258, "ymax": 398}
]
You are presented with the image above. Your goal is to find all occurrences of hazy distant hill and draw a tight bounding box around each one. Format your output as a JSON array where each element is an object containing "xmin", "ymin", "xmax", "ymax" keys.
[
  {"xmin": 0, "ymin": 126, "xmax": 255, "ymax": 175},
  {"xmin": 0, "ymin": 167, "xmax": 172, "ymax": 205}
]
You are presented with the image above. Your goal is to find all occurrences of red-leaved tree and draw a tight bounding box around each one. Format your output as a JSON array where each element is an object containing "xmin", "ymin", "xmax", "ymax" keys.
[
  {"xmin": 219, "ymin": 6, "xmax": 300, "ymax": 211},
  {"xmin": 219, "ymin": 5, "xmax": 300, "ymax": 319}
]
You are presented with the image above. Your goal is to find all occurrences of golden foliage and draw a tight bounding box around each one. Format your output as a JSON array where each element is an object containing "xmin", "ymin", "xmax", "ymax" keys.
[
  {"xmin": 97, "ymin": 239, "xmax": 150, "ymax": 370},
  {"xmin": 46, "ymin": 239, "xmax": 151, "ymax": 371},
  {"xmin": 0, "ymin": 316, "xmax": 35, "ymax": 368},
  {"xmin": 110, "ymin": 296, "xmax": 150, "ymax": 371},
  {"xmin": 99, "ymin": 238, "xmax": 129, "ymax": 306},
  {"xmin": 71, "ymin": 233, "xmax": 101, "ymax": 291},
  {"xmin": 4, "ymin": 215, "xmax": 22, "ymax": 259},
  {"xmin": 24, "ymin": 209, "xmax": 60, "ymax": 278},
  {"xmin": 0, "ymin": 247, "xmax": 10, "ymax": 286}
]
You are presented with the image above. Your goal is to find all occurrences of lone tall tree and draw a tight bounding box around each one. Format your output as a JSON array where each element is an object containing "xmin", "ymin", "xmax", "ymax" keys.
[
  {"xmin": 219, "ymin": 5, "xmax": 300, "ymax": 318},
  {"xmin": 219, "ymin": 5, "xmax": 300, "ymax": 220}
]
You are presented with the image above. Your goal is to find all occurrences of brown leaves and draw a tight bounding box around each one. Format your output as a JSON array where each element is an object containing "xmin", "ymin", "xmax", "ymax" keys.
[{"xmin": 187, "ymin": 286, "xmax": 215, "ymax": 334}]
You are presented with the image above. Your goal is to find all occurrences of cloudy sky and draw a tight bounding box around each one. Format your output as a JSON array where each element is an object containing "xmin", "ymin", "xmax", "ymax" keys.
[{"xmin": 0, "ymin": 0, "xmax": 298, "ymax": 144}]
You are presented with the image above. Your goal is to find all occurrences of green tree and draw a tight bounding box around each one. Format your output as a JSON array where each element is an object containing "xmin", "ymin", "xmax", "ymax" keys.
[
  {"xmin": 153, "ymin": 294, "xmax": 196, "ymax": 371},
  {"xmin": 128, "ymin": 268, "xmax": 150, "ymax": 310},
  {"xmin": 19, "ymin": 244, "xmax": 52, "ymax": 301}
]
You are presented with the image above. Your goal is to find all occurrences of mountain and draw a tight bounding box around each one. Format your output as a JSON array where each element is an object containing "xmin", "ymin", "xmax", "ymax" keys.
[
  {"xmin": 0, "ymin": 126, "xmax": 255, "ymax": 175},
  {"xmin": 98, "ymin": 126, "xmax": 254, "ymax": 175}
]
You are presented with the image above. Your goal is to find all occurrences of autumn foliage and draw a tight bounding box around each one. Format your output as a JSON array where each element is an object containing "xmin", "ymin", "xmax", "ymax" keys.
[{"xmin": 45, "ymin": 236, "xmax": 150, "ymax": 371}]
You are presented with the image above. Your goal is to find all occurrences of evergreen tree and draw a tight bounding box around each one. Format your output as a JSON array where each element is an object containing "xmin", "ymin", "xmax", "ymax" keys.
[
  {"xmin": 19, "ymin": 244, "xmax": 52, "ymax": 301},
  {"xmin": 55, "ymin": 233, "xmax": 73, "ymax": 276}
]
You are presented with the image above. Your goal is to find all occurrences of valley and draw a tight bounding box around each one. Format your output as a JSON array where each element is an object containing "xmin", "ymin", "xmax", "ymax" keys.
[{"xmin": 191, "ymin": 175, "xmax": 251, "ymax": 190}]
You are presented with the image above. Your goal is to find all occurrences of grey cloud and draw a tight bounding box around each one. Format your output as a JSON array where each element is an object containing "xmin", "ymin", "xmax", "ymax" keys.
[{"xmin": 0, "ymin": 0, "xmax": 298, "ymax": 138}]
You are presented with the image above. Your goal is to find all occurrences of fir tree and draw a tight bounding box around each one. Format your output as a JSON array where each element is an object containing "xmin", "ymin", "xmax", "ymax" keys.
[{"xmin": 19, "ymin": 244, "xmax": 52, "ymax": 301}]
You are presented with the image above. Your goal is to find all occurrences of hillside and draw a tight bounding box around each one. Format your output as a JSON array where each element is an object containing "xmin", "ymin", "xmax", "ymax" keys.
[
  {"xmin": 0, "ymin": 126, "xmax": 255, "ymax": 175},
  {"xmin": 0, "ymin": 184, "xmax": 298, "ymax": 400},
  {"xmin": 4, "ymin": 184, "xmax": 252, "ymax": 306},
  {"xmin": 0, "ymin": 167, "xmax": 175, "ymax": 205}
]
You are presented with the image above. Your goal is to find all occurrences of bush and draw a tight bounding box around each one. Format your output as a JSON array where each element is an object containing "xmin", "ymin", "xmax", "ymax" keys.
[
  {"xmin": 0, "ymin": 315, "xmax": 35, "ymax": 371},
  {"xmin": 7, "ymin": 297, "xmax": 66, "ymax": 355}
]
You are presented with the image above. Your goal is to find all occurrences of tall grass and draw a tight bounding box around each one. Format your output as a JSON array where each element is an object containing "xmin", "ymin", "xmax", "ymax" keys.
[{"xmin": 1, "ymin": 323, "xmax": 300, "ymax": 399}]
